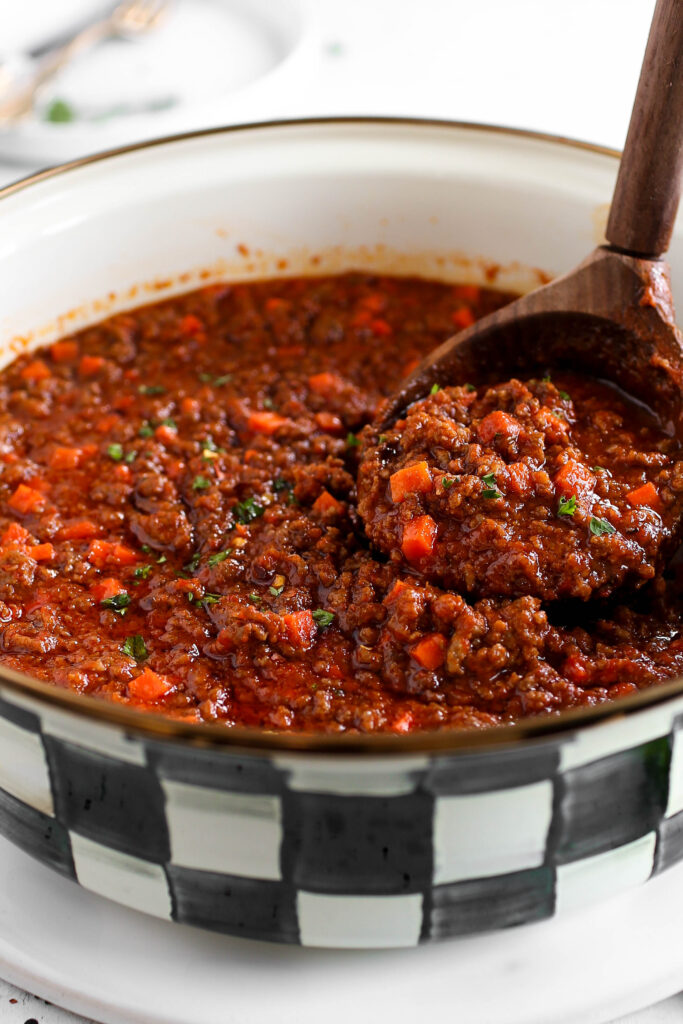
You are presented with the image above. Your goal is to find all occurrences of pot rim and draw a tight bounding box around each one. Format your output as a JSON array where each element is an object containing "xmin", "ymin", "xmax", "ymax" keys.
[{"xmin": 2, "ymin": 113, "xmax": 679, "ymax": 758}]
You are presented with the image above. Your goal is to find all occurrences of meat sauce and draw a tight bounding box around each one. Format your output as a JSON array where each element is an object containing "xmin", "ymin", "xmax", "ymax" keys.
[{"xmin": 1, "ymin": 273, "xmax": 682, "ymax": 732}]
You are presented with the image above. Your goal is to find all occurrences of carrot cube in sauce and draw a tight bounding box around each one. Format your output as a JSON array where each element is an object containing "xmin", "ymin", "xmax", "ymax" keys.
[
  {"xmin": 128, "ymin": 668, "xmax": 174, "ymax": 702},
  {"xmin": 627, "ymin": 481, "xmax": 662, "ymax": 510},
  {"xmin": 8, "ymin": 484, "xmax": 45, "ymax": 515},
  {"xmin": 401, "ymin": 515, "xmax": 438, "ymax": 562},
  {"xmin": 390, "ymin": 461, "xmax": 433, "ymax": 503}
]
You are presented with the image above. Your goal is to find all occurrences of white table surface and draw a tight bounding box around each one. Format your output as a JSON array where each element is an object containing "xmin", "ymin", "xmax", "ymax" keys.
[{"xmin": 0, "ymin": 1, "xmax": 682, "ymax": 1020}]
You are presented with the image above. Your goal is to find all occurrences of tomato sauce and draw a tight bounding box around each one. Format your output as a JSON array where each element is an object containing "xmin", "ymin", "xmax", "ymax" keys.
[{"xmin": 0, "ymin": 273, "xmax": 682, "ymax": 732}]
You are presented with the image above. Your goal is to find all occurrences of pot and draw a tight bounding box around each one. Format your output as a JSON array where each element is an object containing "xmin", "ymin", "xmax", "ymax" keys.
[{"xmin": 1, "ymin": 118, "xmax": 682, "ymax": 948}]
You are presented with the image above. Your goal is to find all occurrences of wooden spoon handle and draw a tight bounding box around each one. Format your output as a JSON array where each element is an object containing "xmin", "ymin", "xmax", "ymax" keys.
[{"xmin": 606, "ymin": 0, "xmax": 683, "ymax": 259}]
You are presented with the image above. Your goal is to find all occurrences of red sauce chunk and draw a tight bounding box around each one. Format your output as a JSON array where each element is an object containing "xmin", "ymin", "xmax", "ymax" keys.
[{"xmin": 0, "ymin": 273, "xmax": 682, "ymax": 733}]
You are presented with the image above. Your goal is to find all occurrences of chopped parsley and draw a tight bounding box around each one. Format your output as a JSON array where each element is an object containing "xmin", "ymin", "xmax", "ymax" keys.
[
  {"xmin": 192, "ymin": 475, "xmax": 211, "ymax": 491},
  {"xmin": 124, "ymin": 450, "xmax": 137, "ymax": 464},
  {"xmin": 378, "ymin": 434, "xmax": 388, "ymax": 444},
  {"xmin": 312, "ymin": 609, "xmax": 335, "ymax": 630},
  {"xmin": 273, "ymin": 477, "xmax": 291, "ymax": 493},
  {"xmin": 208, "ymin": 550, "xmax": 230, "ymax": 567},
  {"xmin": 558, "ymin": 495, "xmax": 577, "ymax": 517},
  {"xmin": 160, "ymin": 418, "xmax": 177, "ymax": 430},
  {"xmin": 593, "ymin": 466, "xmax": 606, "ymax": 473},
  {"xmin": 184, "ymin": 552, "xmax": 201, "ymax": 573},
  {"xmin": 234, "ymin": 497, "xmax": 264, "ymax": 524},
  {"xmin": 45, "ymin": 98, "xmax": 75, "ymax": 123},
  {"xmin": 269, "ymin": 584, "xmax": 284, "ymax": 596},
  {"xmin": 134, "ymin": 565, "xmax": 152, "ymax": 580},
  {"xmin": 430, "ymin": 383, "xmax": 441, "ymax": 395},
  {"xmin": 156, "ymin": 554, "xmax": 167, "ymax": 564},
  {"xmin": 442, "ymin": 477, "xmax": 454, "ymax": 489},
  {"xmin": 121, "ymin": 635, "xmax": 148, "ymax": 661},
  {"xmin": 249, "ymin": 591, "xmax": 262, "ymax": 604},
  {"xmin": 202, "ymin": 593, "xmax": 222, "ymax": 606},
  {"xmin": 101, "ymin": 592, "xmax": 130, "ymax": 615},
  {"xmin": 590, "ymin": 516, "xmax": 616, "ymax": 537},
  {"xmin": 346, "ymin": 432, "xmax": 360, "ymax": 447},
  {"xmin": 558, "ymin": 390, "xmax": 571, "ymax": 401},
  {"xmin": 464, "ymin": 383, "xmax": 476, "ymax": 392},
  {"xmin": 138, "ymin": 384, "xmax": 165, "ymax": 396},
  {"xmin": 481, "ymin": 471, "xmax": 502, "ymax": 499},
  {"xmin": 263, "ymin": 397, "xmax": 274, "ymax": 410},
  {"xmin": 139, "ymin": 422, "xmax": 154, "ymax": 438},
  {"xmin": 107, "ymin": 443, "xmax": 124, "ymax": 461},
  {"xmin": 199, "ymin": 372, "xmax": 232, "ymax": 386}
]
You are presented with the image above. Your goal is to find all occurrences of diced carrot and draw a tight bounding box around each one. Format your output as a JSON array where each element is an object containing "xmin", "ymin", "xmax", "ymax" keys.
[
  {"xmin": 453, "ymin": 284, "xmax": 481, "ymax": 303},
  {"xmin": 31, "ymin": 543, "xmax": 54, "ymax": 562},
  {"xmin": 58, "ymin": 520, "xmax": 100, "ymax": 541},
  {"xmin": 87, "ymin": 539, "xmax": 138, "ymax": 568},
  {"xmin": 627, "ymin": 481, "xmax": 662, "ymax": 510},
  {"xmin": 314, "ymin": 411, "xmax": 343, "ymax": 433},
  {"xmin": 1, "ymin": 522, "xmax": 31, "ymax": 547},
  {"xmin": 49, "ymin": 446, "xmax": 84, "ymax": 471},
  {"xmin": 411, "ymin": 633, "xmax": 447, "ymax": 670},
  {"xmin": 20, "ymin": 360, "xmax": 51, "ymax": 382},
  {"xmin": 114, "ymin": 465, "xmax": 131, "ymax": 481},
  {"xmin": 179, "ymin": 314, "xmax": 204, "ymax": 337},
  {"xmin": 128, "ymin": 668, "xmax": 174, "ymax": 702},
  {"xmin": 554, "ymin": 460, "xmax": 595, "ymax": 497},
  {"xmin": 390, "ymin": 461, "xmax": 433, "ymax": 503},
  {"xmin": 90, "ymin": 577, "xmax": 126, "ymax": 602},
  {"xmin": 506, "ymin": 462, "xmax": 533, "ymax": 498},
  {"xmin": 247, "ymin": 410, "xmax": 288, "ymax": 435},
  {"xmin": 79, "ymin": 355, "xmax": 105, "ymax": 377},
  {"xmin": 96, "ymin": 414, "xmax": 120, "ymax": 433},
  {"xmin": 8, "ymin": 484, "xmax": 45, "ymax": 515},
  {"xmin": 370, "ymin": 318, "xmax": 392, "ymax": 337},
  {"xmin": 478, "ymin": 410, "xmax": 521, "ymax": 444},
  {"xmin": 308, "ymin": 372, "xmax": 344, "ymax": 395},
  {"xmin": 50, "ymin": 340, "xmax": 79, "ymax": 363},
  {"xmin": 113, "ymin": 395, "xmax": 135, "ymax": 411},
  {"xmin": 392, "ymin": 712, "xmax": 414, "ymax": 734},
  {"xmin": 155, "ymin": 424, "xmax": 177, "ymax": 445},
  {"xmin": 384, "ymin": 579, "xmax": 410, "ymax": 604},
  {"xmin": 265, "ymin": 297, "xmax": 289, "ymax": 314},
  {"xmin": 401, "ymin": 515, "xmax": 438, "ymax": 562},
  {"xmin": 359, "ymin": 293, "xmax": 386, "ymax": 313},
  {"xmin": 312, "ymin": 490, "xmax": 343, "ymax": 515},
  {"xmin": 451, "ymin": 307, "xmax": 476, "ymax": 330},
  {"xmin": 281, "ymin": 610, "xmax": 317, "ymax": 650},
  {"xmin": 181, "ymin": 397, "xmax": 200, "ymax": 416}
]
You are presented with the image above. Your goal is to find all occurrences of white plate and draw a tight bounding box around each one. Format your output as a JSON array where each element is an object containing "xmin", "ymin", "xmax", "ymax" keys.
[
  {"xmin": 1, "ymin": 831, "xmax": 683, "ymax": 1024},
  {"xmin": 0, "ymin": 0, "xmax": 313, "ymax": 165}
]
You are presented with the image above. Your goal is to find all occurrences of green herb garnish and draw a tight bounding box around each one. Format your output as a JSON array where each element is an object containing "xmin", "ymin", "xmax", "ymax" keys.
[
  {"xmin": 558, "ymin": 495, "xmax": 577, "ymax": 517},
  {"xmin": 124, "ymin": 450, "xmax": 137, "ymax": 464},
  {"xmin": 101, "ymin": 592, "xmax": 130, "ymax": 615},
  {"xmin": 442, "ymin": 478, "xmax": 454, "ymax": 489},
  {"xmin": 378, "ymin": 434, "xmax": 388, "ymax": 444},
  {"xmin": 430, "ymin": 383, "xmax": 441, "ymax": 395},
  {"xmin": 249, "ymin": 591, "xmax": 262, "ymax": 604},
  {"xmin": 481, "ymin": 473, "xmax": 502, "ymax": 499},
  {"xmin": 208, "ymin": 550, "xmax": 230, "ymax": 567},
  {"xmin": 590, "ymin": 516, "xmax": 616, "ymax": 537},
  {"xmin": 312, "ymin": 609, "xmax": 335, "ymax": 630},
  {"xmin": 273, "ymin": 477, "xmax": 291, "ymax": 492},
  {"xmin": 122, "ymin": 635, "xmax": 148, "ymax": 661},
  {"xmin": 156, "ymin": 554, "xmax": 167, "ymax": 564},
  {"xmin": 269, "ymin": 584, "xmax": 284, "ymax": 596},
  {"xmin": 464, "ymin": 383, "xmax": 476, "ymax": 393},
  {"xmin": 161, "ymin": 418, "xmax": 177, "ymax": 430},
  {"xmin": 192, "ymin": 476, "xmax": 211, "ymax": 491},
  {"xmin": 346, "ymin": 432, "xmax": 360, "ymax": 447},
  {"xmin": 107, "ymin": 443, "xmax": 124, "ymax": 462},
  {"xmin": 139, "ymin": 422, "xmax": 154, "ymax": 438},
  {"xmin": 138, "ymin": 384, "xmax": 165, "ymax": 396},
  {"xmin": 202, "ymin": 593, "xmax": 221, "ymax": 606},
  {"xmin": 234, "ymin": 497, "xmax": 264, "ymax": 524},
  {"xmin": 213, "ymin": 374, "xmax": 232, "ymax": 387},
  {"xmin": 134, "ymin": 565, "xmax": 152, "ymax": 580},
  {"xmin": 184, "ymin": 552, "xmax": 201, "ymax": 573},
  {"xmin": 45, "ymin": 98, "xmax": 74, "ymax": 123},
  {"xmin": 558, "ymin": 390, "xmax": 571, "ymax": 401}
]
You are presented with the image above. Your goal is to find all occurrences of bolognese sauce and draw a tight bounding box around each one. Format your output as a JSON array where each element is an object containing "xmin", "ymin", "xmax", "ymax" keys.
[{"xmin": 0, "ymin": 273, "xmax": 681, "ymax": 732}]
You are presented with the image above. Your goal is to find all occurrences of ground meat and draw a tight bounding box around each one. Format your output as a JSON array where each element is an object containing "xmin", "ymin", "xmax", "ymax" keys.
[
  {"xmin": 358, "ymin": 377, "xmax": 683, "ymax": 601},
  {"xmin": 0, "ymin": 273, "xmax": 681, "ymax": 733}
]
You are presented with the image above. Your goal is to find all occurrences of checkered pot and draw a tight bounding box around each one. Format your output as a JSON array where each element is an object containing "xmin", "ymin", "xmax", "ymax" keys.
[{"xmin": 2, "ymin": 671, "xmax": 683, "ymax": 948}]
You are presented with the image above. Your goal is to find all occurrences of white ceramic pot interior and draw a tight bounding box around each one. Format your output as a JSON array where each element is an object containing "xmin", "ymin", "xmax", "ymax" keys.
[{"xmin": 2, "ymin": 120, "xmax": 681, "ymax": 366}]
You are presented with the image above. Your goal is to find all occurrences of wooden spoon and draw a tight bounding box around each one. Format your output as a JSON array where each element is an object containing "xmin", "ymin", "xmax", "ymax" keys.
[{"xmin": 377, "ymin": 0, "xmax": 683, "ymax": 434}]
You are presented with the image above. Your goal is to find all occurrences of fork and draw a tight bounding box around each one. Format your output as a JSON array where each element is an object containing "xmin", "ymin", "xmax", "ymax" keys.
[{"xmin": 0, "ymin": 0, "xmax": 169, "ymax": 125}]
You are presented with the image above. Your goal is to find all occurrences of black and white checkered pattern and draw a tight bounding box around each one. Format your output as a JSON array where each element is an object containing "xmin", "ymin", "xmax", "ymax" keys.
[{"xmin": 1, "ymin": 682, "xmax": 683, "ymax": 947}]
